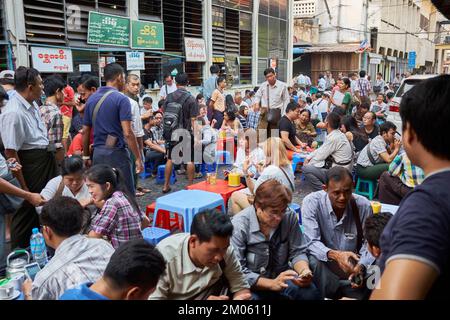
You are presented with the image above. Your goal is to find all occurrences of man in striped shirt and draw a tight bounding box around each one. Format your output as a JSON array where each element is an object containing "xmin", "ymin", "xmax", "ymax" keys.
[{"xmin": 378, "ymin": 152, "xmax": 424, "ymax": 205}]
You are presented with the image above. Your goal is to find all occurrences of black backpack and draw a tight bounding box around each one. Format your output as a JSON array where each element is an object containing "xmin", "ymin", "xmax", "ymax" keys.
[{"xmin": 162, "ymin": 91, "xmax": 191, "ymax": 142}]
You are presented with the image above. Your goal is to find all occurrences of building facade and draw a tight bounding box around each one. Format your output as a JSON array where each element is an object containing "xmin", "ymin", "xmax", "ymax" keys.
[{"xmin": 0, "ymin": 0, "xmax": 294, "ymax": 89}]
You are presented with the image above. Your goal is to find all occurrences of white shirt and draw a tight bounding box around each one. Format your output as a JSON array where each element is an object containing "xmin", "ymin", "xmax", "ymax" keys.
[
  {"xmin": 308, "ymin": 129, "xmax": 353, "ymax": 170},
  {"xmin": 254, "ymin": 80, "xmax": 290, "ymax": 115},
  {"xmin": 129, "ymin": 97, "xmax": 145, "ymax": 138},
  {"xmin": 38, "ymin": 175, "xmax": 90, "ymax": 214},
  {"xmin": 159, "ymin": 83, "xmax": 177, "ymax": 99}
]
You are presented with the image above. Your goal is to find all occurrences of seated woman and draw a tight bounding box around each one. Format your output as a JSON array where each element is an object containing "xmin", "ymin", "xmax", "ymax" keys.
[
  {"xmin": 229, "ymin": 137, "xmax": 295, "ymax": 215},
  {"xmin": 38, "ymin": 156, "xmax": 91, "ymax": 213},
  {"xmin": 220, "ymin": 110, "xmax": 243, "ymax": 137},
  {"xmin": 370, "ymin": 94, "xmax": 388, "ymax": 124},
  {"xmin": 86, "ymin": 164, "xmax": 148, "ymax": 249},
  {"xmin": 295, "ymin": 109, "xmax": 317, "ymax": 147},
  {"xmin": 231, "ymin": 179, "xmax": 321, "ymax": 300},
  {"xmin": 340, "ymin": 115, "xmax": 369, "ymax": 154},
  {"xmin": 356, "ymin": 121, "xmax": 402, "ymax": 181}
]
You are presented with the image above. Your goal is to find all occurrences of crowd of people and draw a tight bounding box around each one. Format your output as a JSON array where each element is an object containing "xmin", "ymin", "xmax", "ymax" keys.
[{"xmin": 0, "ymin": 63, "xmax": 449, "ymax": 301}]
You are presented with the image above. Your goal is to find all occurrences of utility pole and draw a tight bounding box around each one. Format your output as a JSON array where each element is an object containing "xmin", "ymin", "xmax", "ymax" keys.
[
  {"xmin": 337, "ymin": 0, "xmax": 342, "ymax": 43},
  {"xmin": 363, "ymin": 0, "xmax": 369, "ymax": 72}
]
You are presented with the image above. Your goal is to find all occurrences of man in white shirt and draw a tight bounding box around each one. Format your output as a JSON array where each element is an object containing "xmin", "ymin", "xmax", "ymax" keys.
[
  {"xmin": 159, "ymin": 74, "xmax": 177, "ymax": 101},
  {"xmin": 302, "ymin": 112, "xmax": 353, "ymax": 191}
]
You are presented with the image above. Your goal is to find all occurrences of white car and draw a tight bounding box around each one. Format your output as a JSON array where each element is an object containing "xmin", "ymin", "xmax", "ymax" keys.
[{"xmin": 386, "ymin": 74, "xmax": 439, "ymax": 131}]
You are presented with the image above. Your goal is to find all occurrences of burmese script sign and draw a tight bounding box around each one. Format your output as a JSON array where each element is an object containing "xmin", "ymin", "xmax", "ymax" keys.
[
  {"xmin": 87, "ymin": 12, "xmax": 130, "ymax": 47},
  {"xmin": 131, "ymin": 20, "xmax": 165, "ymax": 50},
  {"xmin": 184, "ymin": 38, "xmax": 207, "ymax": 62}
]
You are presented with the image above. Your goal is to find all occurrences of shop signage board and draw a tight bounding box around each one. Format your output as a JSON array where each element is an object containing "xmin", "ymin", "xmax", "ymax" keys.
[
  {"xmin": 408, "ymin": 51, "xmax": 416, "ymax": 70},
  {"xmin": 184, "ymin": 37, "xmax": 207, "ymax": 62},
  {"xmin": 79, "ymin": 64, "xmax": 91, "ymax": 72},
  {"xmin": 131, "ymin": 20, "xmax": 165, "ymax": 50},
  {"xmin": 31, "ymin": 47, "xmax": 73, "ymax": 73},
  {"xmin": 126, "ymin": 51, "xmax": 145, "ymax": 70},
  {"xmin": 87, "ymin": 12, "xmax": 130, "ymax": 47}
]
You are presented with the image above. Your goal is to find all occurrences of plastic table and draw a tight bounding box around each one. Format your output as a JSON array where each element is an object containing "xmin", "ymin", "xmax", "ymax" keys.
[
  {"xmin": 186, "ymin": 179, "xmax": 245, "ymax": 209},
  {"xmin": 381, "ymin": 203, "xmax": 399, "ymax": 215},
  {"xmin": 153, "ymin": 190, "xmax": 226, "ymax": 233}
]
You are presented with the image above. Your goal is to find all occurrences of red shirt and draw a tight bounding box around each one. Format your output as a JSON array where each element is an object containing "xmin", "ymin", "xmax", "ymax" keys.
[
  {"xmin": 67, "ymin": 133, "xmax": 83, "ymax": 156},
  {"xmin": 60, "ymin": 85, "xmax": 75, "ymax": 118}
]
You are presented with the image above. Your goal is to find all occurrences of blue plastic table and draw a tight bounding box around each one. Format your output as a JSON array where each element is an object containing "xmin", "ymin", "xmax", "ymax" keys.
[{"xmin": 153, "ymin": 190, "xmax": 226, "ymax": 232}]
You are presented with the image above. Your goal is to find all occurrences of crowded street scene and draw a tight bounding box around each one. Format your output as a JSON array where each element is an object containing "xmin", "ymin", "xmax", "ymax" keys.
[{"xmin": 0, "ymin": 0, "xmax": 450, "ymax": 307}]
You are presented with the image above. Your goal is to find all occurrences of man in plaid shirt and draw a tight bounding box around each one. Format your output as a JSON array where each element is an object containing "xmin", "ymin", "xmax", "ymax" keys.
[
  {"xmin": 378, "ymin": 152, "xmax": 424, "ymax": 205},
  {"xmin": 355, "ymin": 70, "xmax": 372, "ymax": 98},
  {"xmin": 40, "ymin": 75, "xmax": 64, "ymax": 160},
  {"xmin": 247, "ymin": 103, "xmax": 261, "ymax": 130}
]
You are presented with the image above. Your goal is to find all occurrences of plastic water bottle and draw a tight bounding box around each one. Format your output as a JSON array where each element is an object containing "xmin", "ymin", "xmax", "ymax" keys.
[{"xmin": 30, "ymin": 228, "xmax": 48, "ymax": 267}]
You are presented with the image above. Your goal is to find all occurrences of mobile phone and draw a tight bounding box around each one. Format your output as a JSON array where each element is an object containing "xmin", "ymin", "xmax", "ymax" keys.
[
  {"xmin": 7, "ymin": 162, "xmax": 17, "ymax": 169},
  {"xmin": 24, "ymin": 262, "xmax": 41, "ymax": 281}
]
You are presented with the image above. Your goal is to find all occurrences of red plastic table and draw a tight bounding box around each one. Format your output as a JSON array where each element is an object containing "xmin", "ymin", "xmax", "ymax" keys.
[{"xmin": 186, "ymin": 179, "xmax": 245, "ymax": 208}]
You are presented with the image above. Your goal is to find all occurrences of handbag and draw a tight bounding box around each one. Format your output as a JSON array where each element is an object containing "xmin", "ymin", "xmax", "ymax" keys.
[
  {"xmin": 0, "ymin": 173, "xmax": 24, "ymax": 214},
  {"xmin": 266, "ymin": 84, "xmax": 281, "ymax": 125}
]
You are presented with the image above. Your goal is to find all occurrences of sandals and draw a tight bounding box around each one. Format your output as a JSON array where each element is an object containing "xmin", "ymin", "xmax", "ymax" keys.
[
  {"xmin": 162, "ymin": 187, "xmax": 172, "ymax": 194},
  {"xmin": 135, "ymin": 191, "xmax": 145, "ymax": 197},
  {"xmin": 137, "ymin": 187, "xmax": 151, "ymax": 194}
]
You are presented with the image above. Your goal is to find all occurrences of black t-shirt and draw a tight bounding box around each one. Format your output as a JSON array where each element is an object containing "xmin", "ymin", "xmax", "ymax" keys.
[
  {"xmin": 164, "ymin": 88, "xmax": 199, "ymax": 133},
  {"xmin": 279, "ymin": 115, "xmax": 297, "ymax": 146},
  {"xmin": 378, "ymin": 170, "xmax": 450, "ymax": 299},
  {"xmin": 360, "ymin": 124, "xmax": 379, "ymax": 141}
]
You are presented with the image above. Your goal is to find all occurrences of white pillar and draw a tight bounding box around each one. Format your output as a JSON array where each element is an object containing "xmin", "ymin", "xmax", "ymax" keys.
[
  {"xmin": 287, "ymin": 0, "xmax": 294, "ymax": 82},
  {"xmin": 127, "ymin": 0, "xmax": 140, "ymax": 77},
  {"xmin": 203, "ymin": 0, "xmax": 213, "ymax": 82},
  {"xmin": 252, "ymin": 0, "xmax": 260, "ymax": 86}
]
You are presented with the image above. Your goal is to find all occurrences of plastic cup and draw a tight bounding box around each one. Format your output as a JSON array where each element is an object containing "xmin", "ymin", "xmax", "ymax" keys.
[
  {"xmin": 371, "ymin": 201, "xmax": 381, "ymax": 214},
  {"xmin": 210, "ymin": 173, "xmax": 217, "ymax": 185}
]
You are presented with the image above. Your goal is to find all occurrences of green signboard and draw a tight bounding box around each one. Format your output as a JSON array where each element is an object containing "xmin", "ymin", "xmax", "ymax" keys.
[
  {"xmin": 87, "ymin": 12, "xmax": 130, "ymax": 47},
  {"xmin": 131, "ymin": 20, "xmax": 165, "ymax": 50}
]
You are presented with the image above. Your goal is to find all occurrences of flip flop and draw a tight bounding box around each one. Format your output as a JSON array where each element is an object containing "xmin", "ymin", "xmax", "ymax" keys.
[
  {"xmin": 162, "ymin": 187, "xmax": 172, "ymax": 194},
  {"xmin": 135, "ymin": 191, "xmax": 145, "ymax": 197},
  {"xmin": 137, "ymin": 187, "xmax": 151, "ymax": 194}
]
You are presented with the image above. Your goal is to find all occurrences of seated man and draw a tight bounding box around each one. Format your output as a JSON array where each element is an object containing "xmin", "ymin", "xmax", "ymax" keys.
[
  {"xmin": 279, "ymin": 102, "xmax": 307, "ymax": 159},
  {"xmin": 149, "ymin": 210, "xmax": 252, "ymax": 300},
  {"xmin": 143, "ymin": 111, "xmax": 166, "ymax": 176},
  {"xmin": 60, "ymin": 239, "xmax": 166, "ymax": 300},
  {"xmin": 302, "ymin": 112, "xmax": 353, "ymax": 191},
  {"xmin": 140, "ymin": 96, "xmax": 154, "ymax": 123},
  {"xmin": 302, "ymin": 166, "xmax": 374, "ymax": 299},
  {"xmin": 231, "ymin": 179, "xmax": 321, "ymax": 300},
  {"xmin": 22, "ymin": 197, "xmax": 114, "ymax": 300},
  {"xmin": 361, "ymin": 111, "xmax": 379, "ymax": 141},
  {"xmin": 378, "ymin": 152, "xmax": 424, "ymax": 205}
]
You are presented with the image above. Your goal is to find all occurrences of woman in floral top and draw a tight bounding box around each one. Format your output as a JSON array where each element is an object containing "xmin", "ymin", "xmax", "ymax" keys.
[
  {"xmin": 295, "ymin": 109, "xmax": 317, "ymax": 147},
  {"xmin": 86, "ymin": 164, "xmax": 148, "ymax": 249}
]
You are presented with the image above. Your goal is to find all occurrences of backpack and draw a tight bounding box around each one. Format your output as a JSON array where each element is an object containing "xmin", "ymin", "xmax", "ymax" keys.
[{"xmin": 162, "ymin": 91, "xmax": 191, "ymax": 142}]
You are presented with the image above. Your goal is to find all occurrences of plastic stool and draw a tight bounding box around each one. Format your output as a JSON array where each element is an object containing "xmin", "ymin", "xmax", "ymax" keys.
[
  {"xmin": 142, "ymin": 227, "xmax": 171, "ymax": 245},
  {"xmin": 355, "ymin": 178, "xmax": 377, "ymax": 200},
  {"xmin": 292, "ymin": 153, "xmax": 305, "ymax": 173},
  {"xmin": 140, "ymin": 161, "xmax": 155, "ymax": 179},
  {"xmin": 200, "ymin": 163, "xmax": 218, "ymax": 176},
  {"xmin": 146, "ymin": 202, "xmax": 183, "ymax": 230},
  {"xmin": 288, "ymin": 203, "xmax": 302, "ymax": 225},
  {"xmin": 156, "ymin": 165, "xmax": 177, "ymax": 185},
  {"xmin": 215, "ymin": 151, "xmax": 232, "ymax": 165}
]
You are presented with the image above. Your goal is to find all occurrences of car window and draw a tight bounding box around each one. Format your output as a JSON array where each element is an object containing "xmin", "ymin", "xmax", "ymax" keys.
[{"xmin": 395, "ymin": 80, "xmax": 422, "ymax": 97}]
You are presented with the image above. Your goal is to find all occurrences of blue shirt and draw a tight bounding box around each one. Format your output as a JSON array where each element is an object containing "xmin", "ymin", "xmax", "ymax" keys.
[
  {"xmin": 83, "ymin": 86, "xmax": 132, "ymax": 149},
  {"xmin": 302, "ymin": 191, "xmax": 374, "ymax": 266},
  {"xmin": 59, "ymin": 282, "xmax": 109, "ymax": 300},
  {"xmin": 378, "ymin": 169, "xmax": 450, "ymax": 299},
  {"xmin": 202, "ymin": 74, "xmax": 218, "ymax": 100}
]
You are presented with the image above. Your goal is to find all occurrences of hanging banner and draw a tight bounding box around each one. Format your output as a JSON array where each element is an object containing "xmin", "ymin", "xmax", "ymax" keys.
[
  {"xmin": 126, "ymin": 51, "xmax": 145, "ymax": 70},
  {"xmin": 131, "ymin": 20, "xmax": 165, "ymax": 50},
  {"xmin": 31, "ymin": 47, "xmax": 73, "ymax": 73},
  {"xmin": 184, "ymin": 37, "xmax": 207, "ymax": 62}
]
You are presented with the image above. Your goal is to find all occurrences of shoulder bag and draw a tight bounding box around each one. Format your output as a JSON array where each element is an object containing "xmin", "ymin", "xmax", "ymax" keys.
[
  {"xmin": 266, "ymin": 84, "xmax": 281, "ymax": 125},
  {"xmin": 0, "ymin": 173, "xmax": 24, "ymax": 214}
]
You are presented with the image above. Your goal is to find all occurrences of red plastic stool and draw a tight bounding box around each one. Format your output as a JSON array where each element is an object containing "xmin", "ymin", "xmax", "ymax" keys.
[{"xmin": 146, "ymin": 203, "xmax": 183, "ymax": 231}]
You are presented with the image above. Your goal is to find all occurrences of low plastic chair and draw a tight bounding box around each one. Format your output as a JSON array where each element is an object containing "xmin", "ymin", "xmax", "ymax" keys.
[
  {"xmin": 355, "ymin": 178, "xmax": 377, "ymax": 200},
  {"xmin": 142, "ymin": 227, "xmax": 171, "ymax": 245},
  {"xmin": 200, "ymin": 163, "xmax": 218, "ymax": 176},
  {"xmin": 139, "ymin": 161, "xmax": 155, "ymax": 180},
  {"xmin": 292, "ymin": 153, "xmax": 305, "ymax": 173},
  {"xmin": 215, "ymin": 150, "xmax": 232, "ymax": 165},
  {"xmin": 156, "ymin": 165, "xmax": 177, "ymax": 185}
]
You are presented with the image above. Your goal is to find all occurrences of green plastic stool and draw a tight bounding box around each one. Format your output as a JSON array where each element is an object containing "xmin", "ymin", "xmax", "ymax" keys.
[{"xmin": 355, "ymin": 178, "xmax": 377, "ymax": 200}]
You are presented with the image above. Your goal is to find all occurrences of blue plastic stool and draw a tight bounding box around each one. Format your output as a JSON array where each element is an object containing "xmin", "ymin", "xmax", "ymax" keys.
[
  {"xmin": 156, "ymin": 165, "xmax": 177, "ymax": 185},
  {"xmin": 142, "ymin": 227, "xmax": 171, "ymax": 245},
  {"xmin": 288, "ymin": 203, "xmax": 302, "ymax": 225},
  {"xmin": 215, "ymin": 151, "xmax": 232, "ymax": 165},
  {"xmin": 292, "ymin": 153, "xmax": 305, "ymax": 173},
  {"xmin": 355, "ymin": 178, "xmax": 377, "ymax": 200},
  {"xmin": 140, "ymin": 161, "xmax": 155, "ymax": 180},
  {"xmin": 153, "ymin": 190, "xmax": 226, "ymax": 233},
  {"xmin": 200, "ymin": 163, "xmax": 217, "ymax": 176}
]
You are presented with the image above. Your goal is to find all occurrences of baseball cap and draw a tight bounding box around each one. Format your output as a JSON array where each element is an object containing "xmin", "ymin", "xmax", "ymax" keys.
[
  {"xmin": 0, "ymin": 70, "xmax": 15, "ymax": 80},
  {"xmin": 323, "ymin": 91, "xmax": 332, "ymax": 97}
]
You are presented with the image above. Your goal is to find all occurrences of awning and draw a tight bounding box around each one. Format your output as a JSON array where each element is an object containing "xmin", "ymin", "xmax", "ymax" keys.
[{"xmin": 304, "ymin": 44, "xmax": 361, "ymax": 53}]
